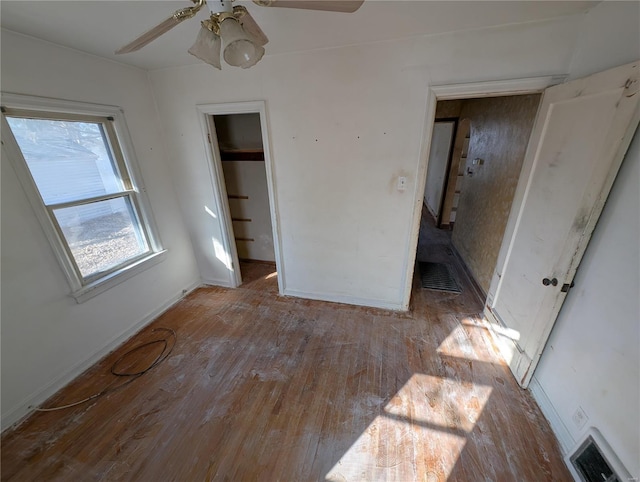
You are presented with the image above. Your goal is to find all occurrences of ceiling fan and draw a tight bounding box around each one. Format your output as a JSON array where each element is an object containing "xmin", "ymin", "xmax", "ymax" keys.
[{"xmin": 115, "ymin": 0, "xmax": 364, "ymax": 69}]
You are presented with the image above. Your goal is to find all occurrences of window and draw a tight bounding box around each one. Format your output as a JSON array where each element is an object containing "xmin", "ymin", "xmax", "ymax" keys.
[{"xmin": 2, "ymin": 95, "xmax": 165, "ymax": 302}]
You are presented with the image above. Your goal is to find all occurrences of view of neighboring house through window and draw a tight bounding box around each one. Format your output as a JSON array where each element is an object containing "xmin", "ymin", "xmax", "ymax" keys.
[{"xmin": 3, "ymin": 108, "xmax": 156, "ymax": 288}]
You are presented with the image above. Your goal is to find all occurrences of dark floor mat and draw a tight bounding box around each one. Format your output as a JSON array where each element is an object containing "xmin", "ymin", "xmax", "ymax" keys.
[{"xmin": 419, "ymin": 262, "xmax": 461, "ymax": 293}]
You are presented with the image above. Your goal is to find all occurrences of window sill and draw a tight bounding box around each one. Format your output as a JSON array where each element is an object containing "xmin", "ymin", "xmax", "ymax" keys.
[{"xmin": 72, "ymin": 250, "xmax": 168, "ymax": 303}]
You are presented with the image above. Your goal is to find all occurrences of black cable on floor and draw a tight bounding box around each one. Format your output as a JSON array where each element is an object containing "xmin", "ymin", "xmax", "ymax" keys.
[{"xmin": 34, "ymin": 327, "xmax": 177, "ymax": 412}]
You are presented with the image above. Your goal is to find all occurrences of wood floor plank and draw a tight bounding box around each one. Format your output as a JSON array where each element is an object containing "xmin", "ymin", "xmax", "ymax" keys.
[{"xmin": 2, "ymin": 227, "xmax": 572, "ymax": 481}]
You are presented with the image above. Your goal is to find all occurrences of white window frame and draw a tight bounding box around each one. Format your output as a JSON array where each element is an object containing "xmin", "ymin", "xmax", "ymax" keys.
[{"xmin": 1, "ymin": 93, "xmax": 166, "ymax": 303}]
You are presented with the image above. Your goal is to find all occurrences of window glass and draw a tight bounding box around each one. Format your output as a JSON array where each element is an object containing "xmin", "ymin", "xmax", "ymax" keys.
[
  {"xmin": 5, "ymin": 117, "xmax": 123, "ymax": 205},
  {"xmin": 52, "ymin": 197, "xmax": 149, "ymax": 277},
  {"xmin": 4, "ymin": 108, "xmax": 156, "ymax": 286}
]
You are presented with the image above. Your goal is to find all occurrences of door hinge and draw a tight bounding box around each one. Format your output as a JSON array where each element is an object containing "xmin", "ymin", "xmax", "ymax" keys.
[{"xmin": 207, "ymin": 133, "xmax": 211, "ymax": 144}]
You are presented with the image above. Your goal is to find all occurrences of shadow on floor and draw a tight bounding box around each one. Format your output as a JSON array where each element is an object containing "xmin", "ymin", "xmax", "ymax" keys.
[{"xmin": 0, "ymin": 211, "xmax": 570, "ymax": 481}]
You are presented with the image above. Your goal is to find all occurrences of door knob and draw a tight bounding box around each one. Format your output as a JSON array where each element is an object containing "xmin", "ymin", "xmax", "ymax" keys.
[{"xmin": 542, "ymin": 277, "xmax": 558, "ymax": 286}]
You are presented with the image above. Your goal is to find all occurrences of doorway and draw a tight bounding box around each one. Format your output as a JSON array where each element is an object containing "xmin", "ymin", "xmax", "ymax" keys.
[
  {"xmin": 403, "ymin": 76, "xmax": 561, "ymax": 381},
  {"xmin": 213, "ymin": 113, "xmax": 275, "ymax": 266},
  {"xmin": 197, "ymin": 101, "xmax": 284, "ymax": 292},
  {"xmin": 416, "ymin": 93, "xmax": 542, "ymax": 301},
  {"xmin": 408, "ymin": 64, "xmax": 639, "ymax": 388}
]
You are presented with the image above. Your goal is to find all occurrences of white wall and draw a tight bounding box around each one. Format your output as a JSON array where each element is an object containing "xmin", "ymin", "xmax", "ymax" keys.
[
  {"xmin": 532, "ymin": 1, "xmax": 640, "ymax": 477},
  {"xmin": 147, "ymin": 4, "xmax": 638, "ymax": 471},
  {"xmin": 149, "ymin": 15, "xmax": 581, "ymax": 309},
  {"xmin": 533, "ymin": 128, "xmax": 639, "ymax": 477},
  {"xmin": 568, "ymin": 0, "xmax": 640, "ymax": 80},
  {"xmin": 0, "ymin": 30, "xmax": 200, "ymax": 429},
  {"xmin": 0, "ymin": 4, "xmax": 636, "ymax": 476}
]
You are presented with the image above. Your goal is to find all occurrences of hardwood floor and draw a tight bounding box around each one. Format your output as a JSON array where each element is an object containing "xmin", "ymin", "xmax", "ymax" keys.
[{"xmin": 1, "ymin": 252, "xmax": 571, "ymax": 480}]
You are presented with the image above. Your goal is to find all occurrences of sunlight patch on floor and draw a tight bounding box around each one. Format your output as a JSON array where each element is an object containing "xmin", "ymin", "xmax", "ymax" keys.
[
  {"xmin": 385, "ymin": 374, "xmax": 493, "ymax": 432},
  {"xmin": 436, "ymin": 319, "xmax": 496, "ymax": 363},
  {"xmin": 265, "ymin": 271, "xmax": 277, "ymax": 279},
  {"xmin": 325, "ymin": 412, "xmax": 464, "ymax": 482},
  {"xmin": 326, "ymin": 374, "xmax": 492, "ymax": 481},
  {"xmin": 466, "ymin": 318, "xmax": 521, "ymax": 342},
  {"xmin": 468, "ymin": 316, "xmax": 521, "ymax": 365}
]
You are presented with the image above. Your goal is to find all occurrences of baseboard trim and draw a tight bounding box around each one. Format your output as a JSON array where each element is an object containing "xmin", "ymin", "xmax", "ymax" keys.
[
  {"xmin": 1, "ymin": 280, "xmax": 202, "ymax": 433},
  {"xmin": 449, "ymin": 243, "xmax": 486, "ymax": 303},
  {"xmin": 283, "ymin": 288, "xmax": 405, "ymax": 312},
  {"xmin": 201, "ymin": 277, "xmax": 233, "ymax": 288},
  {"xmin": 528, "ymin": 375, "xmax": 575, "ymax": 454}
]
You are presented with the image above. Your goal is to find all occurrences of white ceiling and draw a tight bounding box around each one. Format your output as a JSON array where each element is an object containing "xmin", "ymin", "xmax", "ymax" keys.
[{"xmin": 1, "ymin": 1, "xmax": 598, "ymax": 71}]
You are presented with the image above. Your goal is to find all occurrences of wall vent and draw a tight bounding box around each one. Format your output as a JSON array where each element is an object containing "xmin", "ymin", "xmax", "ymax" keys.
[{"xmin": 566, "ymin": 428, "xmax": 632, "ymax": 482}]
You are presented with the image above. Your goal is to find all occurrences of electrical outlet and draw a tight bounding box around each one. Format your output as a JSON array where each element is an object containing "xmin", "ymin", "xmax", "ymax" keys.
[
  {"xmin": 397, "ymin": 176, "xmax": 407, "ymax": 191},
  {"xmin": 572, "ymin": 406, "xmax": 588, "ymax": 430}
]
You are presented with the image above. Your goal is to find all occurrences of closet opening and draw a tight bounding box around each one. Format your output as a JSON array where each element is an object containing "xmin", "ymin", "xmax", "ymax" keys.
[{"xmin": 212, "ymin": 113, "xmax": 275, "ymax": 284}]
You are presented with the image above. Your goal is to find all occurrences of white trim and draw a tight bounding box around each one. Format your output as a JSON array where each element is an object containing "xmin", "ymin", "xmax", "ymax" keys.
[
  {"xmin": 2, "ymin": 92, "xmax": 126, "ymax": 117},
  {"xmin": 430, "ymin": 76, "xmax": 565, "ymax": 100},
  {"xmin": 72, "ymin": 250, "xmax": 167, "ymax": 303},
  {"xmin": 401, "ymin": 89, "xmax": 437, "ymax": 310},
  {"xmin": 1, "ymin": 115, "xmax": 80, "ymax": 287},
  {"xmin": 200, "ymin": 113, "xmax": 242, "ymax": 288},
  {"xmin": 283, "ymin": 289, "xmax": 404, "ymax": 312},
  {"xmin": 0, "ymin": 280, "xmax": 201, "ymax": 432},
  {"xmin": 528, "ymin": 375, "xmax": 575, "ymax": 454},
  {"xmin": 1, "ymin": 92, "xmax": 165, "ymax": 300},
  {"xmin": 108, "ymin": 101, "xmax": 164, "ymax": 255},
  {"xmin": 401, "ymin": 75, "xmax": 562, "ymax": 313},
  {"xmin": 201, "ymin": 277, "xmax": 234, "ymax": 288},
  {"xmin": 482, "ymin": 308, "xmax": 523, "ymax": 372},
  {"xmin": 196, "ymin": 101, "xmax": 285, "ymax": 295}
]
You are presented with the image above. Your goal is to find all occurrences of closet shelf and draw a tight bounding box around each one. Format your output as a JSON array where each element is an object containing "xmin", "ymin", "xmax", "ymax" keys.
[{"xmin": 220, "ymin": 149, "xmax": 264, "ymax": 161}]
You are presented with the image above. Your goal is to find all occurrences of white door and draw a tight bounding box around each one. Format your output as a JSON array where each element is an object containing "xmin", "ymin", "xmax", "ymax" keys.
[
  {"xmin": 424, "ymin": 121, "xmax": 455, "ymax": 222},
  {"xmin": 485, "ymin": 61, "xmax": 640, "ymax": 387}
]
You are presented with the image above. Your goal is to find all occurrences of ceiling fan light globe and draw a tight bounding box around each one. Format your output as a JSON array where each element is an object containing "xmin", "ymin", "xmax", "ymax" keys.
[
  {"xmin": 188, "ymin": 27, "xmax": 222, "ymax": 69},
  {"xmin": 219, "ymin": 17, "xmax": 261, "ymax": 67},
  {"xmin": 224, "ymin": 39, "xmax": 257, "ymax": 67},
  {"xmin": 241, "ymin": 45, "xmax": 265, "ymax": 69}
]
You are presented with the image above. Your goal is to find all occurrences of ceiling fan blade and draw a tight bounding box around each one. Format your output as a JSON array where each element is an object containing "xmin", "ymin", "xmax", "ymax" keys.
[
  {"xmin": 253, "ymin": 0, "xmax": 364, "ymax": 13},
  {"xmin": 115, "ymin": 1, "xmax": 204, "ymax": 54},
  {"xmin": 240, "ymin": 11, "xmax": 269, "ymax": 46},
  {"xmin": 115, "ymin": 16, "xmax": 182, "ymax": 54}
]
